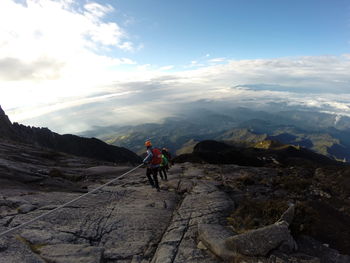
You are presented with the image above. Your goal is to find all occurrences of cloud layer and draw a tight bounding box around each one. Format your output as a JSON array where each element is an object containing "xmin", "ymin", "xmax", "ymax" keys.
[
  {"xmin": 4, "ymin": 53, "xmax": 350, "ymax": 133},
  {"xmin": 6, "ymin": 54, "xmax": 350, "ymax": 133}
]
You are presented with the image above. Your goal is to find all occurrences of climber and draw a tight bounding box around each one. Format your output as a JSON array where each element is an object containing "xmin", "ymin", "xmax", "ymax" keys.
[
  {"xmin": 162, "ymin": 148, "xmax": 173, "ymax": 170},
  {"xmin": 159, "ymin": 150, "xmax": 169, "ymax": 181},
  {"xmin": 143, "ymin": 140, "xmax": 161, "ymax": 191}
]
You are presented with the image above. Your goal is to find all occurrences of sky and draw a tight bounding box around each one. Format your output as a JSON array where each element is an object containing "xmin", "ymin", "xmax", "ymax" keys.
[{"xmin": 0, "ymin": 0, "xmax": 350, "ymax": 133}]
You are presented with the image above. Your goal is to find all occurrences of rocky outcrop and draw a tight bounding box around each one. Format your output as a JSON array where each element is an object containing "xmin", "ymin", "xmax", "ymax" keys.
[
  {"xmin": 151, "ymin": 181, "xmax": 234, "ymax": 263},
  {"xmin": 198, "ymin": 224, "xmax": 236, "ymax": 261},
  {"xmin": 13, "ymin": 123, "xmax": 141, "ymax": 163},
  {"xmin": 0, "ymin": 106, "xmax": 18, "ymax": 141},
  {"xmin": 0, "ymin": 139, "xmax": 102, "ymax": 188},
  {"xmin": 175, "ymin": 140, "xmax": 340, "ymax": 167},
  {"xmin": 198, "ymin": 204, "xmax": 299, "ymax": 262},
  {"xmin": 0, "ymin": 105, "xmax": 141, "ymax": 164},
  {"xmin": 0, "ymin": 166, "xmax": 179, "ymax": 263},
  {"xmin": 225, "ymin": 221, "xmax": 297, "ymax": 257}
]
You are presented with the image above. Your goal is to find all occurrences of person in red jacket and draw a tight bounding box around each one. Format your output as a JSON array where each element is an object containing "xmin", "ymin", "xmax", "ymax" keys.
[{"xmin": 143, "ymin": 140, "xmax": 161, "ymax": 191}]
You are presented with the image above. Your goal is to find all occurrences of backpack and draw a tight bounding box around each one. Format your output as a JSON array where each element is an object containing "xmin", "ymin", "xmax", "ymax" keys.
[
  {"xmin": 161, "ymin": 154, "xmax": 168, "ymax": 166},
  {"xmin": 151, "ymin": 148, "xmax": 162, "ymax": 165}
]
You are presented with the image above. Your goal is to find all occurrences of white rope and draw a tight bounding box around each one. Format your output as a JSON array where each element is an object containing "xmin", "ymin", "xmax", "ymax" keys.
[{"xmin": 0, "ymin": 163, "xmax": 143, "ymax": 238}]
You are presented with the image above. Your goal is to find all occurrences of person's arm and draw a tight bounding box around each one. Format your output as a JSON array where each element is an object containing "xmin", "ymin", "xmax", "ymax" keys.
[{"xmin": 143, "ymin": 149, "xmax": 153, "ymax": 164}]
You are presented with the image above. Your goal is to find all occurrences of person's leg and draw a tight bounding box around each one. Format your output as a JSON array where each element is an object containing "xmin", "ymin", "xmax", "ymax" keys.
[
  {"xmin": 152, "ymin": 167, "xmax": 160, "ymax": 191},
  {"xmin": 159, "ymin": 167, "xmax": 164, "ymax": 180},
  {"xmin": 146, "ymin": 168, "xmax": 155, "ymax": 187},
  {"xmin": 163, "ymin": 167, "xmax": 168, "ymax": 180}
]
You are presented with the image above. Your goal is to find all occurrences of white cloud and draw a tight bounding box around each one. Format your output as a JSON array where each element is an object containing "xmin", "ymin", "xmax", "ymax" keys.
[
  {"xmin": 208, "ymin": 57, "xmax": 226, "ymax": 63},
  {"xmin": 84, "ymin": 2, "xmax": 114, "ymax": 18},
  {"xmin": 0, "ymin": 0, "xmax": 137, "ymax": 108},
  {"xmin": 117, "ymin": 41, "xmax": 135, "ymax": 51},
  {"xmin": 0, "ymin": 0, "xmax": 125, "ymax": 61},
  {"xmin": 159, "ymin": 65, "xmax": 174, "ymax": 71},
  {"xmin": 177, "ymin": 55, "xmax": 350, "ymax": 93}
]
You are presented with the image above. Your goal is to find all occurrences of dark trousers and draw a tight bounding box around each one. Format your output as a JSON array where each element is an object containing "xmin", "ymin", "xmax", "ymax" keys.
[
  {"xmin": 146, "ymin": 167, "xmax": 160, "ymax": 189},
  {"xmin": 159, "ymin": 166, "xmax": 168, "ymax": 180}
]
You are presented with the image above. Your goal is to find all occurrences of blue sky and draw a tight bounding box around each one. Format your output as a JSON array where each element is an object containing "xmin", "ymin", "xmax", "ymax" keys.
[
  {"xmin": 108, "ymin": 0, "xmax": 350, "ymax": 66},
  {"xmin": 0, "ymin": 0, "xmax": 350, "ymax": 133}
]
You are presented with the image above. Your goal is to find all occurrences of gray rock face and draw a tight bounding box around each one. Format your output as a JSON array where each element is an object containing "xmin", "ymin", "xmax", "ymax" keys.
[
  {"xmin": 198, "ymin": 224, "xmax": 236, "ymax": 261},
  {"xmin": 0, "ymin": 236, "xmax": 46, "ymax": 263},
  {"xmin": 1, "ymin": 163, "xmax": 237, "ymax": 263},
  {"xmin": 38, "ymin": 244, "xmax": 104, "ymax": 263},
  {"xmin": 1, "ymin": 152, "xmax": 349, "ymax": 263},
  {"xmin": 150, "ymin": 180, "xmax": 235, "ymax": 263},
  {"xmin": 17, "ymin": 204, "xmax": 37, "ymax": 214},
  {"xmin": 225, "ymin": 221, "xmax": 297, "ymax": 257},
  {"xmin": 0, "ymin": 168, "xmax": 179, "ymax": 263}
]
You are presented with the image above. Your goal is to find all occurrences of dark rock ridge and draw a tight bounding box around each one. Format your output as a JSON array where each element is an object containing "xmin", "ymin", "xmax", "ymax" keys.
[
  {"xmin": 0, "ymin": 106, "xmax": 19, "ymax": 141},
  {"xmin": 175, "ymin": 140, "xmax": 341, "ymax": 167},
  {"xmin": 0, "ymin": 105, "xmax": 141, "ymax": 164}
]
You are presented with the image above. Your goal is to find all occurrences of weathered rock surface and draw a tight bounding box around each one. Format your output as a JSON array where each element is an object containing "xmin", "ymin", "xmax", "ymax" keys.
[
  {"xmin": 198, "ymin": 224, "xmax": 236, "ymax": 261},
  {"xmin": 39, "ymin": 244, "xmax": 104, "ymax": 263},
  {"xmin": 151, "ymin": 177, "xmax": 234, "ymax": 263},
  {"xmin": 0, "ymin": 157, "xmax": 237, "ymax": 263},
  {"xmin": 225, "ymin": 221, "xmax": 297, "ymax": 257},
  {"xmin": 0, "ymin": 236, "xmax": 46, "ymax": 263},
  {"xmin": 1, "ymin": 142, "xmax": 350, "ymax": 263},
  {"xmin": 0, "ymin": 168, "xmax": 179, "ymax": 263}
]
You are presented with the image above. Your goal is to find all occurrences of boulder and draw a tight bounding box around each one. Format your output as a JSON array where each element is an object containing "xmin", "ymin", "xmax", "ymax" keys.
[
  {"xmin": 198, "ymin": 224, "xmax": 236, "ymax": 261},
  {"xmin": 225, "ymin": 221, "xmax": 297, "ymax": 257}
]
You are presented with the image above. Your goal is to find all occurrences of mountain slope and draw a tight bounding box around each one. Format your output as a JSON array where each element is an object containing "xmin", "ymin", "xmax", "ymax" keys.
[
  {"xmin": 0, "ymin": 105, "xmax": 141, "ymax": 164},
  {"xmin": 1, "ymin": 141, "xmax": 349, "ymax": 262}
]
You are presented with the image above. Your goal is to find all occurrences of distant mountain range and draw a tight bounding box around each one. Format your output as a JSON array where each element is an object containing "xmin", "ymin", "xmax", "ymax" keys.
[
  {"xmin": 0, "ymin": 105, "xmax": 141, "ymax": 164},
  {"xmin": 81, "ymin": 107, "xmax": 350, "ymax": 162}
]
